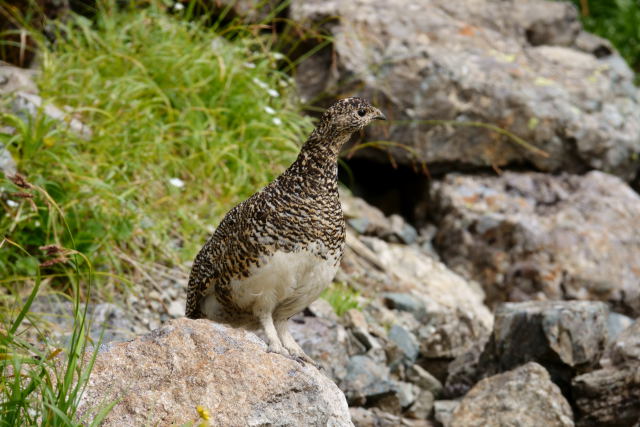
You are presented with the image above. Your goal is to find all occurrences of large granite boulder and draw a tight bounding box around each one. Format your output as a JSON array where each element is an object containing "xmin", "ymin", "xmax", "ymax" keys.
[
  {"xmin": 431, "ymin": 171, "xmax": 640, "ymax": 316},
  {"xmin": 291, "ymin": 0, "xmax": 640, "ymax": 180},
  {"xmin": 451, "ymin": 362, "xmax": 574, "ymax": 427},
  {"xmin": 77, "ymin": 318, "xmax": 353, "ymax": 426}
]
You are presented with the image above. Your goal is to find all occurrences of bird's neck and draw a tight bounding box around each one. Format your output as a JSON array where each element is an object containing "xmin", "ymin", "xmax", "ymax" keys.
[{"xmin": 282, "ymin": 129, "xmax": 351, "ymax": 195}]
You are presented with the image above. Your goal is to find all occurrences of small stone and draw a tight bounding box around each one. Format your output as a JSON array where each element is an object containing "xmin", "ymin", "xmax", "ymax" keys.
[
  {"xmin": 341, "ymin": 355, "xmax": 398, "ymax": 406},
  {"xmin": 345, "ymin": 309, "xmax": 383, "ymax": 354},
  {"xmin": 382, "ymin": 293, "xmax": 425, "ymax": 319},
  {"xmin": 406, "ymin": 364, "xmax": 443, "ymax": 397},
  {"xmin": 167, "ymin": 300, "xmax": 184, "ymax": 318},
  {"xmin": 388, "ymin": 324, "xmax": 419, "ymax": 366},
  {"xmin": 609, "ymin": 319, "xmax": 640, "ymax": 366},
  {"xmin": 290, "ymin": 316, "xmax": 350, "ymax": 382},
  {"xmin": 388, "ymin": 214, "xmax": 418, "ymax": 245},
  {"xmin": 607, "ymin": 312, "xmax": 635, "ymax": 343},
  {"xmin": 0, "ymin": 142, "xmax": 17, "ymax": 178},
  {"xmin": 433, "ymin": 400, "xmax": 459, "ymax": 427},
  {"xmin": 396, "ymin": 381, "xmax": 417, "ymax": 409},
  {"xmin": 349, "ymin": 407, "xmax": 401, "ymax": 427},
  {"xmin": 373, "ymin": 392, "xmax": 402, "ymax": 416},
  {"xmin": 348, "ymin": 217, "xmax": 371, "ymax": 234},
  {"xmin": 405, "ymin": 390, "xmax": 435, "ymax": 420},
  {"xmin": 307, "ymin": 298, "xmax": 339, "ymax": 322}
]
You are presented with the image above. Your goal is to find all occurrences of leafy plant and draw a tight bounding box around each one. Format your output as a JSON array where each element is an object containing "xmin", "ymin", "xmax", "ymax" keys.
[{"xmin": 321, "ymin": 282, "xmax": 361, "ymax": 317}]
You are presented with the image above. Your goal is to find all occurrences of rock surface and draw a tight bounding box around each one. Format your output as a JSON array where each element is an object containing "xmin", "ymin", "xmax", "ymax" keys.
[
  {"xmin": 446, "ymin": 300, "xmax": 608, "ymax": 397},
  {"xmin": 451, "ymin": 362, "xmax": 574, "ymax": 427},
  {"xmin": 77, "ymin": 318, "xmax": 353, "ymax": 426},
  {"xmin": 432, "ymin": 171, "xmax": 640, "ymax": 316},
  {"xmin": 342, "ymin": 231, "xmax": 493, "ymax": 361},
  {"xmin": 572, "ymin": 319, "xmax": 640, "ymax": 426},
  {"xmin": 607, "ymin": 319, "xmax": 640, "ymax": 367},
  {"xmin": 572, "ymin": 364, "xmax": 640, "ymax": 427},
  {"xmin": 291, "ymin": 0, "xmax": 640, "ymax": 180}
]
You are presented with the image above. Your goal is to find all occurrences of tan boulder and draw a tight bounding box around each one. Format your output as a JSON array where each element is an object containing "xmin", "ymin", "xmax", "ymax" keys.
[{"xmin": 77, "ymin": 318, "xmax": 353, "ymax": 426}]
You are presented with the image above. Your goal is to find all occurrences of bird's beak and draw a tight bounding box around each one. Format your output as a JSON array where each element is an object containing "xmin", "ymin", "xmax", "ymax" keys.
[{"xmin": 373, "ymin": 108, "xmax": 386, "ymax": 121}]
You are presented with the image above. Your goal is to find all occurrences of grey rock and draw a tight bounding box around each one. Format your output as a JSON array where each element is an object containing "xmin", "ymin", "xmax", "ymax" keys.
[
  {"xmin": 433, "ymin": 400, "xmax": 459, "ymax": 427},
  {"xmin": 448, "ymin": 300, "xmax": 608, "ymax": 398},
  {"xmin": 167, "ymin": 299, "xmax": 184, "ymax": 318},
  {"xmin": 307, "ymin": 298, "xmax": 339, "ymax": 322},
  {"xmin": 572, "ymin": 363, "xmax": 640, "ymax": 427},
  {"xmin": 444, "ymin": 338, "xmax": 487, "ymax": 398},
  {"xmin": 350, "ymin": 407, "xmax": 396, "ymax": 427},
  {"xmin": 397, "ymin": 381, "xmax": 418, "ymax": 409},
  {"xmin": 388, "ymin": 214, "xmax": 419, "ymax": 245},
  {"xmin": 493, "ymin": 301, "xmax": 608, "ymax": 369},
  {"xmin": 451, "ymin": 362, "xmax": 574, "ymax": 427},
  {"xmin": 488, "ymin": 301, "xmax": 607, "ymax": 393},
  {"xmin": 11, "ymin": 92, "xmax": 92, "ymax": 139},
  {"xmin": 607, "ymin": 312, "xmax": 634, "ymax": 342},
  {"xmin": 292, "ymin": 0, "xmax": 640, "ymax": 180},
  {"xmin": 345, "ymin": 308, "xmax": 375, "ymax": 348},
  {"xmin": 406, "ymin": 364, "xmax": 443, "ymax": 398},
  {"xmin": 77, "ymin": 318, "xmax": 353, "ymax": 426},
  {"xmin": 609, "ymin": 319, "xmax": 640, "ymax": 366},
  {"xmin": 0, "ymin": 142, "xmax": 16, "ymax": 178},
  {"xmin": 405, "ymin": 390, "xmax": 435, "ymax": 420},
  {"xmin": 27, "ymin": 296, "xmax": 136, "ymax": 346},
  {"xmin": 343, "ymin": 194, "xmax": 418, "ymax": 244},
  {"xmin": 341, "ymin": 355, "xmax": 398, "ymax": 406},
  {"xmin": 0, "ymin": 63, "xmax": 38, "ymax": 95},
  {"xmin": 90, "ymin": 303, "xmax": 137, "ymax": 344},
  {"xmin": 432, "ymin": 171, "xmax": 640, "ymax": 315},
  {"xmin": 289, "ymin": 315, "xmax": 350, "ymax": 382},
  {"xmin": 388, "ymin": 324, "xmax": 419, "ymax": 366},
  {"xmin": 365, "ymin": 237, "xmax": 493, "ymax": 360},
  {"xmin": 350, "ymin": 407, "xmax": 432, "ymax": 427},
  {"xmin": 383, "ymin": 293, "xmax": 426, "ymax": 319}
]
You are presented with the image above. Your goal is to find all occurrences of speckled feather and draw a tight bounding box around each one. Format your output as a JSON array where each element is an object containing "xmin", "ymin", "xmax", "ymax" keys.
[{"xmin": 185, "ymin": 98, "xmax": 384, "ymax": 353}]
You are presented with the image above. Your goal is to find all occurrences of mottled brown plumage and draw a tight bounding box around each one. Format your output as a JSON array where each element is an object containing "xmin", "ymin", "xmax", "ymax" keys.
[{"xmin": 186, "ymin": 97, "xmax": 385, "ymax": 362}]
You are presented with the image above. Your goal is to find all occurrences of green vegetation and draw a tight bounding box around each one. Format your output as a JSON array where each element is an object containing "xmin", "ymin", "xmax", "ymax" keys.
[
  {"xmin": 1, "ymin": 186, "xmax": 112, "ymax": 425},
  {"xmin": 1, "ymin": 1, "xmax": 315, "ymax": 423},
  {"xmin": 569, "ymin": 0, "xmax": 640, "ymax": 79},
  {"xmin": 1, "ymin": 2, "xmax": 313, "ymax": 292},
  {"xmin": 321, "ymin": 282, "xmax": 361, "ymax": 317}
]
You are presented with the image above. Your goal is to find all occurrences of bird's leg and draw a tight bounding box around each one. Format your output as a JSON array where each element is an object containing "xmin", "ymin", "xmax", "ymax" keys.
[
  {"xmin": 274, "ymin": 318, "xmax": 315, "ymax": 365},
  {"xmin": 257, "ymin": 311, "xmax": 289, "ymax": 356}
]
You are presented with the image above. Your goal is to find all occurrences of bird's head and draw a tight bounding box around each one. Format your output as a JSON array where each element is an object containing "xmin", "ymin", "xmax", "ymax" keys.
[{"xmin": 319, "ymin": 97, "xmax": 386, "ymax": 135}]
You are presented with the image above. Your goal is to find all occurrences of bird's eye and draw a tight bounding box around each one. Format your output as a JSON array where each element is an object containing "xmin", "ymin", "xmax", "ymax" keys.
[{"xmin": 357, "ymin": 109, "xmax": 366, "ymax": 117}]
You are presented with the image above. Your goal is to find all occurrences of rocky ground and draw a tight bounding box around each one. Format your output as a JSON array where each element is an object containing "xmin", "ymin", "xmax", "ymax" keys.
[
  {"xmin": 3, "ymin": 0, "xmax": 640, "ymax": 425},
  {"xmin": 23, "ymin": 191, "xmax": 640, "ymax": 426}
]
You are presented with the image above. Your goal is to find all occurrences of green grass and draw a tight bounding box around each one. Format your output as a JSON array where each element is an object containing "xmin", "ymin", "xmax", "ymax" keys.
[
  {"xmin": 1, "ymin": 2, "xmax": 314, "ymax": 296},
  {"xmin": 0, "ymin": 180, "xmax": 112, "ymax": 426}
]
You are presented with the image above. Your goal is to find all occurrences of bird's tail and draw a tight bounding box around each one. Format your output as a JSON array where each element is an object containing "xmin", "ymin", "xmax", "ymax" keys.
[{"xmin": 185, "ymin": 272, "xmax": 203, "ymax": 319}]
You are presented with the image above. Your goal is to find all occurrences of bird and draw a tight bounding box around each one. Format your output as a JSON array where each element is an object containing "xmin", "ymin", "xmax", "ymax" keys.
[{"xmin": 185, "ymin": 97, "xmax": 385, "ymax": 363}]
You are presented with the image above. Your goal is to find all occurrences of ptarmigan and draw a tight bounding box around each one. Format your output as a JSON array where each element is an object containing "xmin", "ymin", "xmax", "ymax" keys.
[{"xmin": 186, "ymin": 97, "xmax": 385, "ymax": 363}]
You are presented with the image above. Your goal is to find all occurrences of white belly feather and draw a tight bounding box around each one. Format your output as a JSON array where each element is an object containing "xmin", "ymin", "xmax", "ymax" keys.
[{"xmin": 201, "ymin": 241, "xmax": 339, "ymax": 322}]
